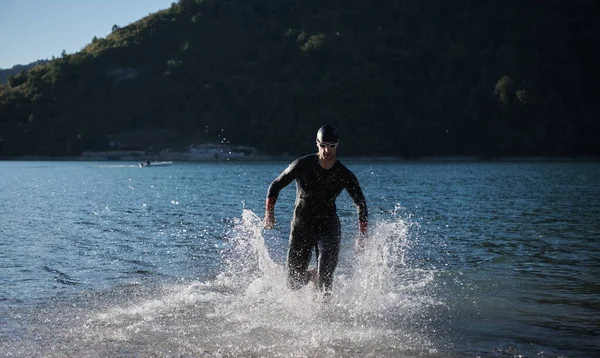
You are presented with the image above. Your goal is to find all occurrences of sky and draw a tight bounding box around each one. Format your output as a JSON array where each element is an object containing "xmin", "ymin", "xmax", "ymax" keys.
[{"xmin": 0, "ymin": 0, "xmax": 175, "ymax": 69}]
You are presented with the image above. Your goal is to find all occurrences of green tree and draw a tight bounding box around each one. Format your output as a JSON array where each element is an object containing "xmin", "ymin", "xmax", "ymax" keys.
[{"xmin": 493, "ymin": 75, "xmax": 514, "ymax": 105}]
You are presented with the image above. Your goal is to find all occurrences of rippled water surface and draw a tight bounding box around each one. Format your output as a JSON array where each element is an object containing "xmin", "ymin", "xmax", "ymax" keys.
[{"xmin": 1, "ymin": 160, "xmax": 599, "ymax": 357}]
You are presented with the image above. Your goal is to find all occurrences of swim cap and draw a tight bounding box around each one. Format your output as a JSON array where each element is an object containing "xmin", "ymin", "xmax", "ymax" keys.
[{"xmin": 316, "ymin": 124, "xmax": 339, "ymax": 142}]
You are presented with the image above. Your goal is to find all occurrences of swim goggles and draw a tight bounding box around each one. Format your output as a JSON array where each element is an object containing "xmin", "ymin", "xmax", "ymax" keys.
[{"xmin": 316, "ymin": 141, "xmax": 339, "ymax": 149}]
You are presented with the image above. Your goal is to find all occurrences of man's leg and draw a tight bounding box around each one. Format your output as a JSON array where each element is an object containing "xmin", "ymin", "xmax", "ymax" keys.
[
  {"xmin": 315, "ymin": 221, "xmax": 341, "ymax": 293},
  {"xmin": 287, "ymin": 222, "xmax": 314, "ymax": 290}
]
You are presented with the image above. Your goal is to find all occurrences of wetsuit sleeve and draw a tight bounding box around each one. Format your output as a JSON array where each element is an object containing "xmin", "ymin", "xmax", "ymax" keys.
[
  {"xmin": 266, "ymin": 159, "xmax": 300, "ymax": 203},
  {"xmin": 345, "ymin": 171, "xmax": 368, "ymax": 223}
]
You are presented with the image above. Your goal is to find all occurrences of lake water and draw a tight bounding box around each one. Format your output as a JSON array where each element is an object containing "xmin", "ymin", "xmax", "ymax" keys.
[{"xmin": 1, "ymin": 160, "xmax": 599, "ymax": 357}]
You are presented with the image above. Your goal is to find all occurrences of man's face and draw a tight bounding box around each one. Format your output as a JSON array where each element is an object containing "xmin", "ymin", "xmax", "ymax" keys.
[{"xmin": 317, "ymin": 140, "xmax": 338, "ymax": 164}]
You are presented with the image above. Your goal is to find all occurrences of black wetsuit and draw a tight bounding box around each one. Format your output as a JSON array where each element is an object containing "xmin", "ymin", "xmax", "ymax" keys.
[{"xmin": 267, "ymin": 154, "xmax": 368, "ymax": 292}]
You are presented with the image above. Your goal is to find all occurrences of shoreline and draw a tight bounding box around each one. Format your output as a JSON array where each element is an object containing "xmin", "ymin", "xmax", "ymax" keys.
[
  {"xmin": 2, "ymin": 142, "xmax": 598, "ymax": 163},
  {"xmin": 2, "ymin": 154, "xmax": 599, "ymax": 163}
]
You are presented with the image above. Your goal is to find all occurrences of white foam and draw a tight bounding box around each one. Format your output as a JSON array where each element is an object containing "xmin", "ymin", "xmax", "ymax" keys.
[{"xmin": 4, "ymin": 209, "xmax": 445, "ymax": 357}]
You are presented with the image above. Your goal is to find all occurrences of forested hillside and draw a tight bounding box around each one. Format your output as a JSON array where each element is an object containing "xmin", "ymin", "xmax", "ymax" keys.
[
  {"xmin": 0, "ymin": 60, "xmax": 49, "ymax": 85},
  {"xmin": 1, "ymin": 0, "xmax": 598, "ymax": 158}
]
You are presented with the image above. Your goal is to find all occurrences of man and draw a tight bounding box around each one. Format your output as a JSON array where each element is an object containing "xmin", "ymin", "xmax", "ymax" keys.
[{"xmin": 264, "ymin": 124, "xmax": 368, "ymax": 294}]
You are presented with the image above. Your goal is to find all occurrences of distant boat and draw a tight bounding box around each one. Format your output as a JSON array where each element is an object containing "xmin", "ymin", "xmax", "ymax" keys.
[{"xmin": 139, "ymin": 161, "xmax": 173, "ymax": 167}]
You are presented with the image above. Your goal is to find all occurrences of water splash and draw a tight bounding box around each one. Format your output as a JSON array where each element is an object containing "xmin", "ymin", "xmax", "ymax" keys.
[{"xmin": 2, "ymin": 209, "xmax": 445, "ymax": 357}]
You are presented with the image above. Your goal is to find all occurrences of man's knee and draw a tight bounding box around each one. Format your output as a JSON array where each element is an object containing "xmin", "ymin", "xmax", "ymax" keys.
[{"xmin": 287, "ymin": 267, "xmax": 306, "ymax": 290}]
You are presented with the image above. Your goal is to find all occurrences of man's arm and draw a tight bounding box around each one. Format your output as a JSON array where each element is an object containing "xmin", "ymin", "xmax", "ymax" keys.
[
  {"xmin": 345, "ymin": 171, "xmax": 368, "ymax": 248},
  {"xmin": 264, "ymin": 196, "xmax": 277, "ymax": 229},
  {"xmin": 264, "ymin": 159, "xmax": 299, "ymax": 228}
]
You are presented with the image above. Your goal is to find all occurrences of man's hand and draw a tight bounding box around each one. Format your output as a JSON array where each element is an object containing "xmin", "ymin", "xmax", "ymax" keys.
[
  {"xmin": 356, "ymin": 220, "xmax": 368, "ymax": 251},
  {"xmin": 355, "ymin": 235, "xmax": 366, "ymax": 252},
  {"xmin": 264, "ymin": 211, "xmax": 275, "ymax": 229}
]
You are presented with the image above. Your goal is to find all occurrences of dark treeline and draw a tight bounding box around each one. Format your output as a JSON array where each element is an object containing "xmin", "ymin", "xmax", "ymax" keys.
[
  {"xmin": 0, "ymin": 60, "xmax": 49, "ymax": 85},
  {"xmin": 1, "ymin": 0, "xmax": 599, "ymax": 158}
]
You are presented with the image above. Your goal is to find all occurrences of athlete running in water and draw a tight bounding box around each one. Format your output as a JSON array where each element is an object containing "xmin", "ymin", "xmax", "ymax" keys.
[{"xmin": 264, "ymin": 125, "xmax": 368, "ymax": 294}]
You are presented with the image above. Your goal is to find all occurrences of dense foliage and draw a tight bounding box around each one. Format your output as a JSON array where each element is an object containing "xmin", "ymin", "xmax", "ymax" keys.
[
  {"xmin": 0, "ymin": 60, "xmax": 48, "ymax": 85},
  {"xmin": 1, "ymin": 0, "xmax": 598, "ymax": 158}
]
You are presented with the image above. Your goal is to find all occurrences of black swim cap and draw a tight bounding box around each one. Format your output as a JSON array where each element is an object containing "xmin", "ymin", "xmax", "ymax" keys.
[{"xmin": 316, "ymin": 124, "xmax": 339, "ymax": 142}]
